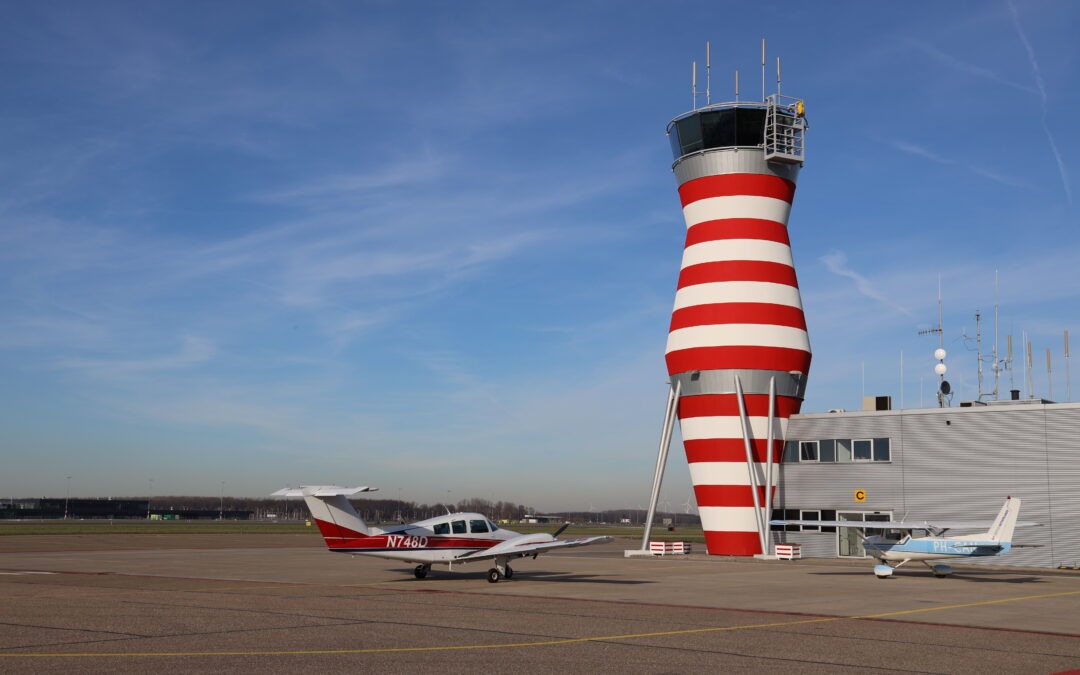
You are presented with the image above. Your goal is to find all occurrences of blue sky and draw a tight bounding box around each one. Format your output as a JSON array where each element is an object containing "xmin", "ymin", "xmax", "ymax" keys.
[{"xmin": 2, "ymin": 1, "xmax": 1077, "ymax": 510}]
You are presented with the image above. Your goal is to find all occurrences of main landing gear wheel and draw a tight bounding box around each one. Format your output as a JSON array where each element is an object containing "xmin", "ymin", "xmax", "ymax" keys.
[
  {"xmin": 487, "ymin": 568, "xmax": 502, "ymax": 583},
  {"xmin": 504, "ymin": 565, "xmax": 513, "ymax": 579},
  {"xmin": 414, "ymin": 564, "xmax": 429, "ymax": 579}
]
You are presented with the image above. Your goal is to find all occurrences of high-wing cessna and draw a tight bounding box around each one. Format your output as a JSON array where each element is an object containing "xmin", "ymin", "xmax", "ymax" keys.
[
  {"xmin": 272, "ymin": 485, "xmax": 613, "ymax": 582},
  {"xmin": 769, "ymin": 496, "xmax": 1039, "ymax": 579}
]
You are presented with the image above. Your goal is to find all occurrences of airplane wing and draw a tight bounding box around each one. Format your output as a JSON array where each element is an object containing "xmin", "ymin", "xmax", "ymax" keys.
[
  {"xmin": 769, "ymin": 519, "xmax": 1040, "ymax": 531},
  {"xmin": 769, "ymin": 519, "xmax": 912, "ymax": 529},
  {"xmin": 454, "ymin": 535, "xmax": 613, "ymax": 562}
]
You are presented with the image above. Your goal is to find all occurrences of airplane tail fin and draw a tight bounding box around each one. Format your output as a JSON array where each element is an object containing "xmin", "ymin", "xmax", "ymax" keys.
[
  {"xmin": 987, "ymin": 496, "xmax": 1021, "ymax": 543},
  {"xmin": 271, "ymin": 486, "xmax": 378, "ymax": 546}
]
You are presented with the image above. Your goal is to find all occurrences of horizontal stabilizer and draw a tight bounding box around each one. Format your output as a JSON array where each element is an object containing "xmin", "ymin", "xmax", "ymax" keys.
[{"xmin": 271, "ymin": 486, "xmax": 378, "ymax": 499}]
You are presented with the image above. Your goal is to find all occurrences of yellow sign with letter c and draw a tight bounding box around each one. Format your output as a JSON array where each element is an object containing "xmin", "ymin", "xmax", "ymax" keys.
[{"xmin": 854, "ymin": 489, "xmax": 867, "ymax": 503}]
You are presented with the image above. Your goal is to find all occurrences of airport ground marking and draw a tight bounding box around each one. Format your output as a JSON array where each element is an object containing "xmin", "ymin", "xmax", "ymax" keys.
[{"xmin": 3, "ymin": 587, "xmax": 1080, "ymax": 658}]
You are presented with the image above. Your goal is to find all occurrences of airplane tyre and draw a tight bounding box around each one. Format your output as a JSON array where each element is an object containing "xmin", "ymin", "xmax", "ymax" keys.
[
  {"xmin": 414, "ymin": 565, "xmax": 428, "ymax": 579},
  {"xmin": 487, "ymin": 568, "xmax": 501, "ymax": 583},
  {"xmin": 504, "ymin": 565, "xmax": 513, "ymax": 579}
]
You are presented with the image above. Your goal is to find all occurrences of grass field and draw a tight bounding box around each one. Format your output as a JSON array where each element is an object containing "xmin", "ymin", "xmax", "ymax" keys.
[{"xmin": 0, "ymin": 520, "xmax": 705, "ymax": 542}]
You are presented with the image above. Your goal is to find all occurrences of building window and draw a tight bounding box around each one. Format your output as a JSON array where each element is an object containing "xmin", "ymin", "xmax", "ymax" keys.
[
  {"xmin": 785, "ymin": 438, "xmax": 892, "ymax": 463},
  {"xmin": 836, "ymin": 438, "xmax": 852, "ymax": 462},
  {"xmin": 873, "ymin": 437, "xmax": 891, "ymax": 461},
  {"xmin": 799, "ymin": 509, "xmax": 821, "ymax": 531},
  {"xmin": 770, "ymin": 508, "xmax": 802, "ymax": 532}
]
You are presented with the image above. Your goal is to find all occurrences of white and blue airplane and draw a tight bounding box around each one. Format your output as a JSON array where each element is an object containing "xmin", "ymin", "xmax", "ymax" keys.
[{"xmin": 770, "ymin": 496, "xmax": 1039, "ymax": 578}]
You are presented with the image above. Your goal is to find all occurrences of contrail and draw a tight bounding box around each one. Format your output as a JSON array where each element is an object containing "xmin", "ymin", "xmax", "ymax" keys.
[
  {"xmin": 1007, "ymin": 0, "xmax": 1072, "ymax": 205},
  {"xmin": 821, "ymin": 251, "xmax": 913, "ymax": 318}
]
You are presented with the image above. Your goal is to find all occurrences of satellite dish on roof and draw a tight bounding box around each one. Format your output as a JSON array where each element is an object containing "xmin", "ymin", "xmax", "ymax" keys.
[{"xmin": 940, "ymin": 380, "xmax": 952, "ymax": 395}]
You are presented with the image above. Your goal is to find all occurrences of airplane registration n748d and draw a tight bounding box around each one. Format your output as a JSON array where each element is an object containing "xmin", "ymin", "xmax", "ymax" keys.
[
  {"xmin": 770, "ymin": 496, "xmax": 1040, "ymax": 579},
  {"xmin": 272, "ymin": 485, "xmax": 613, "ymax": 583}
]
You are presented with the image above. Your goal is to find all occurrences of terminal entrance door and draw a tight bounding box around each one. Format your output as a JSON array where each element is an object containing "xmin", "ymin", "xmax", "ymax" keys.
[{"xmin": 837, "ymin": 512, "xmax": 892, "ymax": 558}]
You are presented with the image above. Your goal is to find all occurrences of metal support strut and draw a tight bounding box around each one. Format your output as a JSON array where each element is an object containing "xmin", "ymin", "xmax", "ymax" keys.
[
  {"xmin": 734, "ymin": 375, "xmax": 768, "ymax": 555},
  {"xmin": 641, "ymin": 379, "xmax": 682, "ymax": 550},
  {"xmin": 763, "ymin": 376, "xmax": 777, "ymax": 556}
]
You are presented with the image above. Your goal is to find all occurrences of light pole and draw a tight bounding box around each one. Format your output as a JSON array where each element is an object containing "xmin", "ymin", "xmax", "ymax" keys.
[
  {"xmin": 64, "ymin": 476, "xmax": 71, "ymax": 520},
  {"xmin": 147, "ymin": 478, "xmax": 153, "ymax": 519},
  {"xmin": 219, "ymin": 481, "xmax": 225, "ymax": 520}
]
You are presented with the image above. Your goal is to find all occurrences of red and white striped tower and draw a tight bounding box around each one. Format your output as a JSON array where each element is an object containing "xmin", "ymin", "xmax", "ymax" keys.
[{"xmin": 664, "ymin": 84, "xmax": 810, "ymax": 556}]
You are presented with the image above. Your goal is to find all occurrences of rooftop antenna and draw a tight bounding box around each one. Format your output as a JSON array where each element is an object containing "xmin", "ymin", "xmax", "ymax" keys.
[
  {"xmin": 735, "ymin": 69, "xmax": 740, "ymax": 103},
  {"xmin": 691, "ymin": 60, "xmax": 697, "ymax": 109},
  {"xmin": 1066, "ymin": 330, "xmax": 1072, "ymax": 401},
  {"xmin": 1007, "ymin": 333, "xmax": 1015, "ymax": 391},
  {"xmin": 706, "ymin": 41, "xmax": 711, "ymax": 105},
  {"xmin": 761, "ymin": 38, "xmax": 766, "ymax": 102},
  {"xmin": 1047, "ymin": 347, "xmax": 1053, "ymax": 401},
  {"xmin": 919, "ymin": 276, "xmax": 948, "ymax": 406},
  {"xmin": 918, "ymin": 275, "xmax": 945, "ymax": 347},
  {"xmin": 975, "ymin": 310, "xmax": 985, "ymax": 399},
  {"xmin": 1024, "ymin": 333, "xmax": 1033, "ymax": 398},
  {"xmin": 993, "ymin": 270, "xmax": 1001, "ymax": 399},
  {"xmin": 776, "ymin": 56, "xmax": 782, "ymax": 97}
]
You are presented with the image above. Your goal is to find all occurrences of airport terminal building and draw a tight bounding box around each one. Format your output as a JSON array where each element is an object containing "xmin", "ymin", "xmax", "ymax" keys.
[{"xmin": 774, "ymin": 398, "xmax": 1080, "ymax": 569}]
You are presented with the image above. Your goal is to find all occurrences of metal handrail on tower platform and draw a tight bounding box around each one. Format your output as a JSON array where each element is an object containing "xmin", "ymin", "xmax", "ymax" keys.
[{"xmin": 763, "ymin": 94, "xmax": 806, "ymax": 164}]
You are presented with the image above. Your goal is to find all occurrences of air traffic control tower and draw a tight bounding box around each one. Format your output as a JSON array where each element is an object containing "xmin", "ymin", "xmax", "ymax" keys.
[{"xmin": 660, "ymin": 54, "xmax": 810, "ymax": 556}]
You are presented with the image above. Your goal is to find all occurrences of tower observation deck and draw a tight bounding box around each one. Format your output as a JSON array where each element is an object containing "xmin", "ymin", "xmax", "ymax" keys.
[{"xmin": 659, "ymin": 90, "xmax": 810, "ymax": 557}]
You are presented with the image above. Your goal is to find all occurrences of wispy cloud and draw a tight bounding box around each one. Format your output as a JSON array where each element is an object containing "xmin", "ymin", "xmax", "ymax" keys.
[
  {"xmin": 820, "ymin": 250, "xmax": 914, "ymax": 317},
  {"xmin": 1007, "ymin": 0, "xmax": 1072, "ymax": 205},
  {"xmin": 907, "ymin": 38, "xmax": 1037, "ymax": 94},
  {"xmin": 55, "ymin": 335, "xmax": 216, "ymax": 379},
  {"xmin": 888, "ymin": 140, "xmax": 1032, "ymax": 189}
]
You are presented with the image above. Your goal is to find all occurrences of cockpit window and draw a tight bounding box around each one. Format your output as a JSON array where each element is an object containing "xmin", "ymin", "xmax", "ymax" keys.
[
  {"xmin": 433, "ymin": 522, "xmax": 449, "ymax": 535},
  {"xmin": 487, "ymin": 519, "xmax": 499, "ymax": 531},
  {"xmin": 469, "ymin": 519, "xmax": 489, "ymax": 533},
  {"xmin": 451, "ymin": 519, "xmax": 466, "ymax": 534}
]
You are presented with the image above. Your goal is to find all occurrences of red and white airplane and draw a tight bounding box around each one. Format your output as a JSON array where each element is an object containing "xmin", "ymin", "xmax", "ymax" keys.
[{"xmin": 272, "ymin": 485, "xmax": 613, "ymax": 582}]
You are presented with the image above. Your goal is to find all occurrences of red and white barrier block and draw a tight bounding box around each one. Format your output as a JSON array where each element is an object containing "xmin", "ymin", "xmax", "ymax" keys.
[
  {"xmin": 649, "ymin": 541, "xmax": 692, "ymax": 556},
  {"xmin": 774, "ymin": 543, "xmax": 801, "ymax": 560}
]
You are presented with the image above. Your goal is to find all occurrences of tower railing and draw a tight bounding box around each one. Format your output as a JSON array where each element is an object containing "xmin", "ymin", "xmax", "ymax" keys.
[{"xmin": 763, "ymin": 94, "xmax": 806, "ymax": 164}]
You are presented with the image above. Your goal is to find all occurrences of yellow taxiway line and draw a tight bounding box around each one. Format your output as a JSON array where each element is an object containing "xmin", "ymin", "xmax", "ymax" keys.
[{"xmin": 4, "ymin": 588, "xmax": 1079, "ymax": 658}]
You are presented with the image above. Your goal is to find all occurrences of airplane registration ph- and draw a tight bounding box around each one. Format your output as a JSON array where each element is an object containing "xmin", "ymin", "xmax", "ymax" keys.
[
  {"xmin": 272, "ymin": 485, "xmax": 613, "ymax": 583},
  {"xmin": 769, "ymin": 496, "xmax": 1039, "ymax": 579}
]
